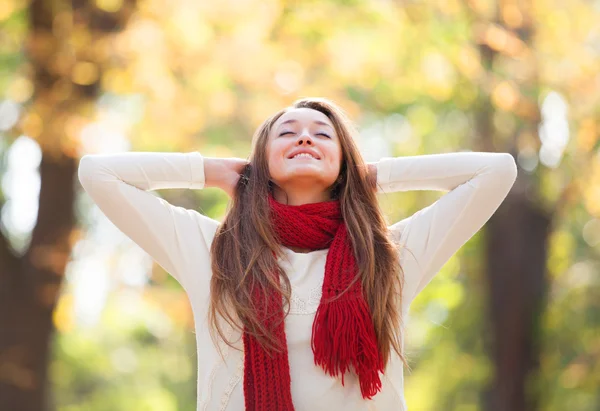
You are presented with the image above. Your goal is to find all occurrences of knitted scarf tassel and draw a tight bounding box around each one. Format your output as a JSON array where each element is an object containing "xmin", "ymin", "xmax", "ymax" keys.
[
  {"xmin": 243, "ymin": 280, "xmax": 294, "ymax": 410},
  {"xmin": 311, "ymin": 224, "xmax": 384, "ymax": 399}
]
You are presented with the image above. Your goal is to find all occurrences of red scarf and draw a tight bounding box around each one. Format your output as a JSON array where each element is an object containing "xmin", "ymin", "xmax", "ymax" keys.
[{"xmin": 242, "ymin": 193, "xmax": 384, "ymax": 410}]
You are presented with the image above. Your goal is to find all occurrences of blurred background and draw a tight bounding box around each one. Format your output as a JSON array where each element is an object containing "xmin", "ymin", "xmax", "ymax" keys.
[{"xmin": 0, "ymin": 0, "xmax": 598, "ymax": 410}]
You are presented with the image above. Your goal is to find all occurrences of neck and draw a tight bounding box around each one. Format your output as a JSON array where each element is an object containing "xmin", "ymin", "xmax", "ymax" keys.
[{"xmin": 272, "ymin": 184, "xmax": 332, "ymax": 206}]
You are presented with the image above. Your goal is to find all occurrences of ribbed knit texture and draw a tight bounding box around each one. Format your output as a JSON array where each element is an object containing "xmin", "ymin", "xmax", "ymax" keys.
[{"xmin": 242, "ymin": 193, "xmax": 383, "ymax": 411}]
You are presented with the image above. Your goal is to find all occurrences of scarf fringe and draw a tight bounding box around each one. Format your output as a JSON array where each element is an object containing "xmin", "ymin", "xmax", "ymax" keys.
[{"xmin": 311, "ymin": 295, "xmax": 384, "ymax": 399}]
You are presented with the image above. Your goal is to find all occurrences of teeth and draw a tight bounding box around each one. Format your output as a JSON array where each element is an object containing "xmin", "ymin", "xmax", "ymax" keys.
[{"xmin": 292, "ymin": 153, "xmax": 316, "ymax": 159}]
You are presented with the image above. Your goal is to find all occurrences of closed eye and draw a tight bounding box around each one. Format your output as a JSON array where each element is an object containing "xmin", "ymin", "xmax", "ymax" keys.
[{"xmin": 279, "ymin": 131, "xmax": 331, "ymax": 138}]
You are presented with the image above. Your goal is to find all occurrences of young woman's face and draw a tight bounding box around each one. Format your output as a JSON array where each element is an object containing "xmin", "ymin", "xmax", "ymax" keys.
[{"xmin": 267, "ymin": 108, "xmax": 343, "ymax": 192}]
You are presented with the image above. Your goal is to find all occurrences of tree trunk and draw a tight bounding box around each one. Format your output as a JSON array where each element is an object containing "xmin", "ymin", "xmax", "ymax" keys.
[
  {"xmin": 0, "ymin": 1, "xmax": 135, "ymax": 409},
  {"xmin": 0, "ymin": 154, "xmax": 77, "ymax": 411},
  {"xmin": 483, "ymin": 189, "xmax": 552, "ymax": 411},
  {"xmin": 469, "ymin": 1, "xmax": 551, "ymax": 408}
]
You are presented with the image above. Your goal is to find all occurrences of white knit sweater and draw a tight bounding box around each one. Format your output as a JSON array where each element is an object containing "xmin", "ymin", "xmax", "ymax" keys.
[{"xmin": 78, "ymin": 150, "xmax": 517, "ymax": 411}]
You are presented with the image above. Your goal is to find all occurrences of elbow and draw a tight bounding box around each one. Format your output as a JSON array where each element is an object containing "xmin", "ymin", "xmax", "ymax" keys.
[
  {"xmin": 77, "ymin": 155, "xmax": 99, "ymax": 186},
  {"xmin": 494, "ymin": 152, "xmax": 518, "ymax": 187},
  {"xmin": 501, "ymin": 152, "xmax": 518, "ymax": 181}
]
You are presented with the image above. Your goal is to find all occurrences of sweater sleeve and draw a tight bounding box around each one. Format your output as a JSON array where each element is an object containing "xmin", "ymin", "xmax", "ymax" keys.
[
  {"xmin": 376, "ymin": 152, "xmax": 517, "ymax": 303},
  {"xmin": 77, "ymin": 151, "xmax": 220, "ymax": 291}
]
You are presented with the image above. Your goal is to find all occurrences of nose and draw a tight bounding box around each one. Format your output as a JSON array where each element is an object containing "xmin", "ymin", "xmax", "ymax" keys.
[{"xmin": 295, "ymin": 130, "xmax": 313, "ymax": 145}]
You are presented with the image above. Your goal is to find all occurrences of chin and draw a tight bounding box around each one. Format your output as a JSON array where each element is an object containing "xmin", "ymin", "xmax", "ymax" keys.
[{"xmin": 282, "ymin": 171, "xmax": 330, "ymax": 184}]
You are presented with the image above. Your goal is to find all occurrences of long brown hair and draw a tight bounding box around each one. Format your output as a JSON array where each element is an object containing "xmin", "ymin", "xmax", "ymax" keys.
[{"xmin": 208, "ymin": 97, "xmax": 409, "ymax": 370}]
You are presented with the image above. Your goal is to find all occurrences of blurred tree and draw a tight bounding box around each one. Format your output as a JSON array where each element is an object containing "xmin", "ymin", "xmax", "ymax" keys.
[
  {"xmin": 465, "ymin": 1, "xmax": 550, "ymax": 410},
  {"xmin": 463, "ymin": 1, "xmax": 594, "ymax": 410},
  {"xmin": 0, "ymin": 1, "xmax": 135, "ymax": 410}
]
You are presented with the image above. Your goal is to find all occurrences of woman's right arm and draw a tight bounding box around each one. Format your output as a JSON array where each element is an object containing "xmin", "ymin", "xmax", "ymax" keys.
[{"xmin": 78, "ymin": 151, "xmax": 245, "ymax": 290}]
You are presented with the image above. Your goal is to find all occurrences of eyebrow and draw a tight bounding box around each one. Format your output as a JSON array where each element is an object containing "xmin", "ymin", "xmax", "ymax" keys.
[{"xmin": 279, "ymin": 119, "xmax": 333, "ymax": 129}]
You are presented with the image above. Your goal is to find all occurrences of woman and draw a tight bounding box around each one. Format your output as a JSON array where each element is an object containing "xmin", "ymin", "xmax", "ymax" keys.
[{"xmin": 78, "ymin": 97, "xmax": 517, "ymax": 410}]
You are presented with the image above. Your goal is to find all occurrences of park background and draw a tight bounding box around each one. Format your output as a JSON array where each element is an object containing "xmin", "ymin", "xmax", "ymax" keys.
[{"xmin": 0, "ymin": 0, "xmax": 599, "ymax": 410}]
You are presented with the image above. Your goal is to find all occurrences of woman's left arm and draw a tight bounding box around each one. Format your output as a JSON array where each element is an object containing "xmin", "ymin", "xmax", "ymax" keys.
[{"xmin": 372, "ymin": 152, "xmax": 518, "ymax": 303}]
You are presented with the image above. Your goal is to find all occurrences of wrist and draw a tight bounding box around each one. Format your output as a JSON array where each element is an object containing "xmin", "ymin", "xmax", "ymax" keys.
[{"xmin": 203, "ymin": 157, "xmax": 227, "ymax": 189}]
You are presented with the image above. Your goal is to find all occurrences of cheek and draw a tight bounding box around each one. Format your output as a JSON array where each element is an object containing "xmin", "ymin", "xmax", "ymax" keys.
[
  {"xmin": 326, "ymin": 144, "xmax": 343, "ymax": 168},
  {"xmin": 267, "ymin": 140, "xmax": 287, "ymax": 173},
  {"xmin": 267, "ymin": 139, "xmax": 286, "ymax": 157}
]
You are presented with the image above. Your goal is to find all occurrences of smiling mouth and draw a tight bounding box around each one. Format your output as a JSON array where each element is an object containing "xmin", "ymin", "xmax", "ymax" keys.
[{"xmin": 289, "ymin": 154, "xmax": 320, "ymax": 160}]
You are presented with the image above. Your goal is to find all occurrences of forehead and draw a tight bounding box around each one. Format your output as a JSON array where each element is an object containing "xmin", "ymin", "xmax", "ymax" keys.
[{"xmin": 273, "ymin": 108, "xmax": 334, "ymax": 129}]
